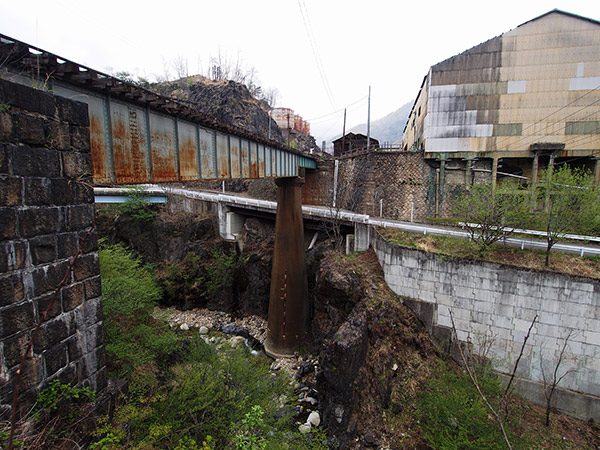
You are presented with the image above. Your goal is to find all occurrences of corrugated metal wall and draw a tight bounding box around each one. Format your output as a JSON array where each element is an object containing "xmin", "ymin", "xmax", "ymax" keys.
[{"xmin": 403, "ymin": 11, "xmax": 600, "ymax": 159}]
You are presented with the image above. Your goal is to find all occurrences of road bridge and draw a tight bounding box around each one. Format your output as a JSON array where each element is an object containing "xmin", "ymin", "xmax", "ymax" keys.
[
  {"xmin": 0, "ymin": 33, "xmax": 317, "ymax": 357},
  {"xmin": 96, "ymin": 186, "xmax": 600, "ymax": 258}
]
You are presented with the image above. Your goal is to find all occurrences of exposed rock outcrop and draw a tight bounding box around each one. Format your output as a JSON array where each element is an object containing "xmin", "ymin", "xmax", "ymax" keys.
[
  {"xmin": 318, "ymin": 307, "xmax": 368, "ymax": 448},
  {"xmin": 151, "ymin": 77, "xmax": 318, "ymax": 152}
]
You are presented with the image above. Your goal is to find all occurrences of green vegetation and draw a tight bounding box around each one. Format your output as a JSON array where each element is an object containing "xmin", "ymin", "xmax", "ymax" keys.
[
  {"xmin": 449, "ymin": 165, "xmax": 600, "ymax": 266},
  {"xmin": 35, "ymin": 379, "xmax": 95, "ymax": 414},
  {"xmin": 533, "ymin": 165, "xmax": 600, "ymax": 265},
  {"xmin": 96, "ymin": 240, "xmax": 324, "ymax": 449},
  {"xmin": 416, "ymin": 362, "xmax": 510, "ymax": 449},
  {"xmin": 412, "ymin": 359, "xmax": 598, "ymax": 449},
  {"xmin": 0, "ymin": 380, "xmax": 97, "ymax": 449},
  {"xmin": 205, "ymin": 248, "xmax": 248, "ymax": 297},
  {"xmin": 161, "ymin": 247, "xmax": 247, "ymax": 307},
  {"xmin": 109, "ymin": 185, "xmax": 158, "ymax": 223},
  {"xmin": 453, "ymin": 181, "xmax": 531, "ymax": 256}
]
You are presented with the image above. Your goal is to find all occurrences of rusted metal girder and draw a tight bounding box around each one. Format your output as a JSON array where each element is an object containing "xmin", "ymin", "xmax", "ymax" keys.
[
  {"xmin": 264, "ymin": 176, "xmax": 309, "ymax": 358},
  {"xmin": 0, "ymin": 33, "xmax": 316, "ymax": 185}
]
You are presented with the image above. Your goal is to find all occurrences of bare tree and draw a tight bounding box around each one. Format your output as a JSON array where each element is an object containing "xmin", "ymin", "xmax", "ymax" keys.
[
  {"xmin": 325, "ymin": 169, "xmax": 363, "ymax": 252},
  {"xmin": 449, "ymin": 310, "xmax": 514, "ymax": 450},
  {"xmin": 262, "ymin": 87, "xmax": 280, "ymax": 107},
  {"xmin": 171, "ymin": 56, "xmax": 189, "ymax": 79},
  {"xmin": 453, "ymin": 181, "xmax": 531, "ymax": 256},
  {"xmin": 501, "ymin": 314, "xmax": 537, "ymax": 417},
  {"xmin": 540, "ymin": 330, "xmax": 576, "ymax": 426}
]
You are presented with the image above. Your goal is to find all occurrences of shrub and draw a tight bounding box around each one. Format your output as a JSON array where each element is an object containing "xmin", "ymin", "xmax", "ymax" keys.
[
  {"xmin": 99, "ymin": 239, "xmax": 180, "ymax": 390},
  {"xmin": 110, "ymin": 185, "xmax": 158, "ymax": 223},
  {"xmin": 416, "ymin": 361, "xmax": 524, "ymax": 450}
]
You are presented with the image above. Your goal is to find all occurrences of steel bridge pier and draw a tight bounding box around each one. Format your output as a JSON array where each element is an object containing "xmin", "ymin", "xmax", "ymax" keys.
[{"xmin": 264, "ymin": 176, "xmax": 309, "ymax": 358}]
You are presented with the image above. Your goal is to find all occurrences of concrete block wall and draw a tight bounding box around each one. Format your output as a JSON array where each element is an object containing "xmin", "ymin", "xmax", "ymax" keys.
[
  {"xmin": 372, "ymin": 230, "xmax": 600, "ymax": 421},
  {"xmin": 0, "ymin": 79, "xmax": 106, "ymax": 415}
]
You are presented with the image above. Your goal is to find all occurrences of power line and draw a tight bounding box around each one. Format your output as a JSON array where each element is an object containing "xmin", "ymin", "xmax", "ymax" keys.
[
  {"xmin": 495, "ymin": 82, "xmax": 600, "ymax": 150},
  {"xmin": 498, "ymin": 99, "xmax": 600, "ymax": 152},
  {"xmin": 307, "ymin": 95, "xmax": 368, "ymax": 122},
  {"xmin": 297, "ymin": 0, "xmax": 337, "ymax": 110}
]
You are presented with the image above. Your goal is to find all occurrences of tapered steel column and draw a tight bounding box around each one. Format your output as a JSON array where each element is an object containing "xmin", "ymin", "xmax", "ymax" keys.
[{"xmin": 264, "ymin": 176, "xmax": 308, "ymax": 358}]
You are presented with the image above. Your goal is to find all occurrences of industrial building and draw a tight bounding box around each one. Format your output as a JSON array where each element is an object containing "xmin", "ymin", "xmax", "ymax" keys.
[
  {"xmin": 402, "ymin": 9, "xmax": 600, "ymax": 198},
  {"xmin": 270, "ymin": 107, "xmax": 310, "ymax": 135}
]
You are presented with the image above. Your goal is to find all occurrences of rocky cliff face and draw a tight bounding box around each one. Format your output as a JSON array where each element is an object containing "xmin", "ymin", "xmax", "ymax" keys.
[{"xmin": 152, "ymin": 77, "xmax": 318, "ymax": 152}]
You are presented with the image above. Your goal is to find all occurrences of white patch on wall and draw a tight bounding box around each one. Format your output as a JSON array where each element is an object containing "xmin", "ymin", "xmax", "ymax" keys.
[
  {"xmin": 424, "ymin": 83, "xmax": 493, "ymax": 150},
  {"xmin": 425, "ymin": 137, "xmax": 471, "ymax": 152},
  {"xmin": 507, "ymin": 80, "xmax": 527, "ymax": 94},
  {"xmin": 570, "ymin": 77, "xmax": 600, "ymax": 91},
  {"xmin": 577, "ymin": 62, "xmax": 585, "ymax": 78}
]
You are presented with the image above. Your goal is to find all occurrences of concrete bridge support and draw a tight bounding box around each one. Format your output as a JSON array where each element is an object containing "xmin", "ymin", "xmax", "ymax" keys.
[{"xmin": 264, "ymin": 177, "xmax": 309, "ymax": 358}]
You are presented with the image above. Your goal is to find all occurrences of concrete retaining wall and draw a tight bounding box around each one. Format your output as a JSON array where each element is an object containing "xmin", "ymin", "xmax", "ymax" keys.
[
  {"xmin": 0, "ymin": 79, "xmax": 106, "ymax": 415},
  {"xmin": 372, "ymin": 230, "xmax": 600, "ymax": 421}
]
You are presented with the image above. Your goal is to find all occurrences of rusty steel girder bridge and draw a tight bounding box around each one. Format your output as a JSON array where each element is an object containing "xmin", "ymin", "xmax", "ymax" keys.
[
  {"xmin": 0, "ymin": 34, "xmax": 315, "ymax": 186},
  {"xmin": 0, "ymin": 33, "xmax": 316, "ymax": 357}
]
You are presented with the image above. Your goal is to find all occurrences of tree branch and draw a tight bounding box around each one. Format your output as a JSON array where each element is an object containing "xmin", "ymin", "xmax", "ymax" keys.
[
  {"xmin": 501, "ymin": 314, "xmax": 537, "ymax": 416},
  {"xmin": 449, "ymin": 310, "xmax": 513, "ymax": 450}
]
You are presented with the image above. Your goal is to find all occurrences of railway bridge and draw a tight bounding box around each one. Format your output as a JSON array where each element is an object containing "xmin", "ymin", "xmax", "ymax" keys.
[{"xmin": 0, "ymin": 33, "xmax": 316, "ymax": 357}]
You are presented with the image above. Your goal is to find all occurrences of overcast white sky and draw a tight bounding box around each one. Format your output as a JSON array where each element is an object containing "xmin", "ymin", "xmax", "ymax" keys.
[{"xmin": 2, "ymin": 1, "xmax": 600, "ymax": 144}]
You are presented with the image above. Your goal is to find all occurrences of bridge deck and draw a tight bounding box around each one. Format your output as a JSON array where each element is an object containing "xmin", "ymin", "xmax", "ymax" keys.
[{"xmin": 0, "ymin": 33, "xmax": 316, "ymax": 185}]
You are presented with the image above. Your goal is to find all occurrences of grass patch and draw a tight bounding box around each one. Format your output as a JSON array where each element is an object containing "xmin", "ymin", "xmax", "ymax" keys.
[{"xmin": 378, "ymin": 228, "xmax": 600, "ymax": 279}]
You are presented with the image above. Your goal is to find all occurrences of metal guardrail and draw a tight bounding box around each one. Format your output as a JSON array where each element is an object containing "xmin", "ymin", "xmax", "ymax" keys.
[
  {"xmin": 94, "ymin": 186, "xmax": 600, "ymax": 257},
  {"xmin": 460, "ymin": 222, "xmax": 600, "ymax": 244}
]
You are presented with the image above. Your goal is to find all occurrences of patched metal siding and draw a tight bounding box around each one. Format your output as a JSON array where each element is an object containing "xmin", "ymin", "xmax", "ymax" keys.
[{"xmin": 403, "ymin": 11, "xmax": 600, "ymax": 158}]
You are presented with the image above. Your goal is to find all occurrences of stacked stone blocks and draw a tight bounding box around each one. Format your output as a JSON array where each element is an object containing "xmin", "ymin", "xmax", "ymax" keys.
[
  {"xmin": 302, "ymin": 152, "xmax": 431, "ymax": 221},
  {"xmin": 0, "ymin": 79, "xmax": 106, "ymax": 414}
]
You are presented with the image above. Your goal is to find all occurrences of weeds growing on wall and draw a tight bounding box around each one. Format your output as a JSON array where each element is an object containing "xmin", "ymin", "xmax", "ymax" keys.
[{"xmin": 0, "ymin": 380, "xmax": 97, "ymax": 449}]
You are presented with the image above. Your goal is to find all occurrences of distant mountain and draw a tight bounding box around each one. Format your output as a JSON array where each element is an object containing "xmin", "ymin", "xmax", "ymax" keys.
[{"xmin": 332, "ymin": 100, "xmax": 413, "ymax": 146}]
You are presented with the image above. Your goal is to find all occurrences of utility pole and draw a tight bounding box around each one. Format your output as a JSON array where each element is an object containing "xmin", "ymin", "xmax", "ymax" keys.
[
  {"xmin": 341, "ymin": 108, "xmax": 347, "ymax": 156},
  {"xmin": 366, "ymin": 86, "xmax": 371, "ymax": 151}
]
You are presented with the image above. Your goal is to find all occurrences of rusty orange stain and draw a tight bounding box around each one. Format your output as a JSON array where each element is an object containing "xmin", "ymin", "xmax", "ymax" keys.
[
  {"xmin": 151, "ymin": 130, "xmax": 178, "ymax": 182},
  {"xmin": 179, "ymin": 136, "xmax": 199, "ymax": 180},
  {"xmin": 218, "ymin": 154, "xmax": 230, "ymax": 178},
  {"xmin": 250, "ymin": 162, "xmax": 258, "ymax": 178},
  {"xmin": 112, "ymin": 116, "xmax": 132, "ymax": 182},
  {"xmin": 230, "ymin": 144, "xmax": 241, "ymax": 178},
  {"xmin": 90, "ymin": 115, "xmax": 109, "ymax": 184}
]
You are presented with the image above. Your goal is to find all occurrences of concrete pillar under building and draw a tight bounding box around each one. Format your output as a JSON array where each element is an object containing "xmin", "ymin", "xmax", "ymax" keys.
[
  {"xmin": 531, "ymin": 152, "xmax": 540, "ymax": 185},
  {"xmin": 465, "ymin": 159, "xmax": 473, "ymax": 189},
  {"xmin": 491, "ymin": 157, "xmax": 499, "ymax": 188},
  {"xmin": 264, "ymin": 177, "xmax": 309, "ymax": 358}
]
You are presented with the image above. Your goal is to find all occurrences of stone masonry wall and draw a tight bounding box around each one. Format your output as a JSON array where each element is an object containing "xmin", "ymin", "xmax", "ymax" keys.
[
  {"xmin": 302, "ymin": 158, "xmax": 335, "ymax": 207},
  {"xmin": 0, "ymin": 79, "xmax": 106, "ymax": 415},
  {"xmin": 372, "ymin": 230, "xmax": 600, "ymax": 421},
  {"xmin": 302, "ymin": 152, "xmax": 431, "ymax": 221}
]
